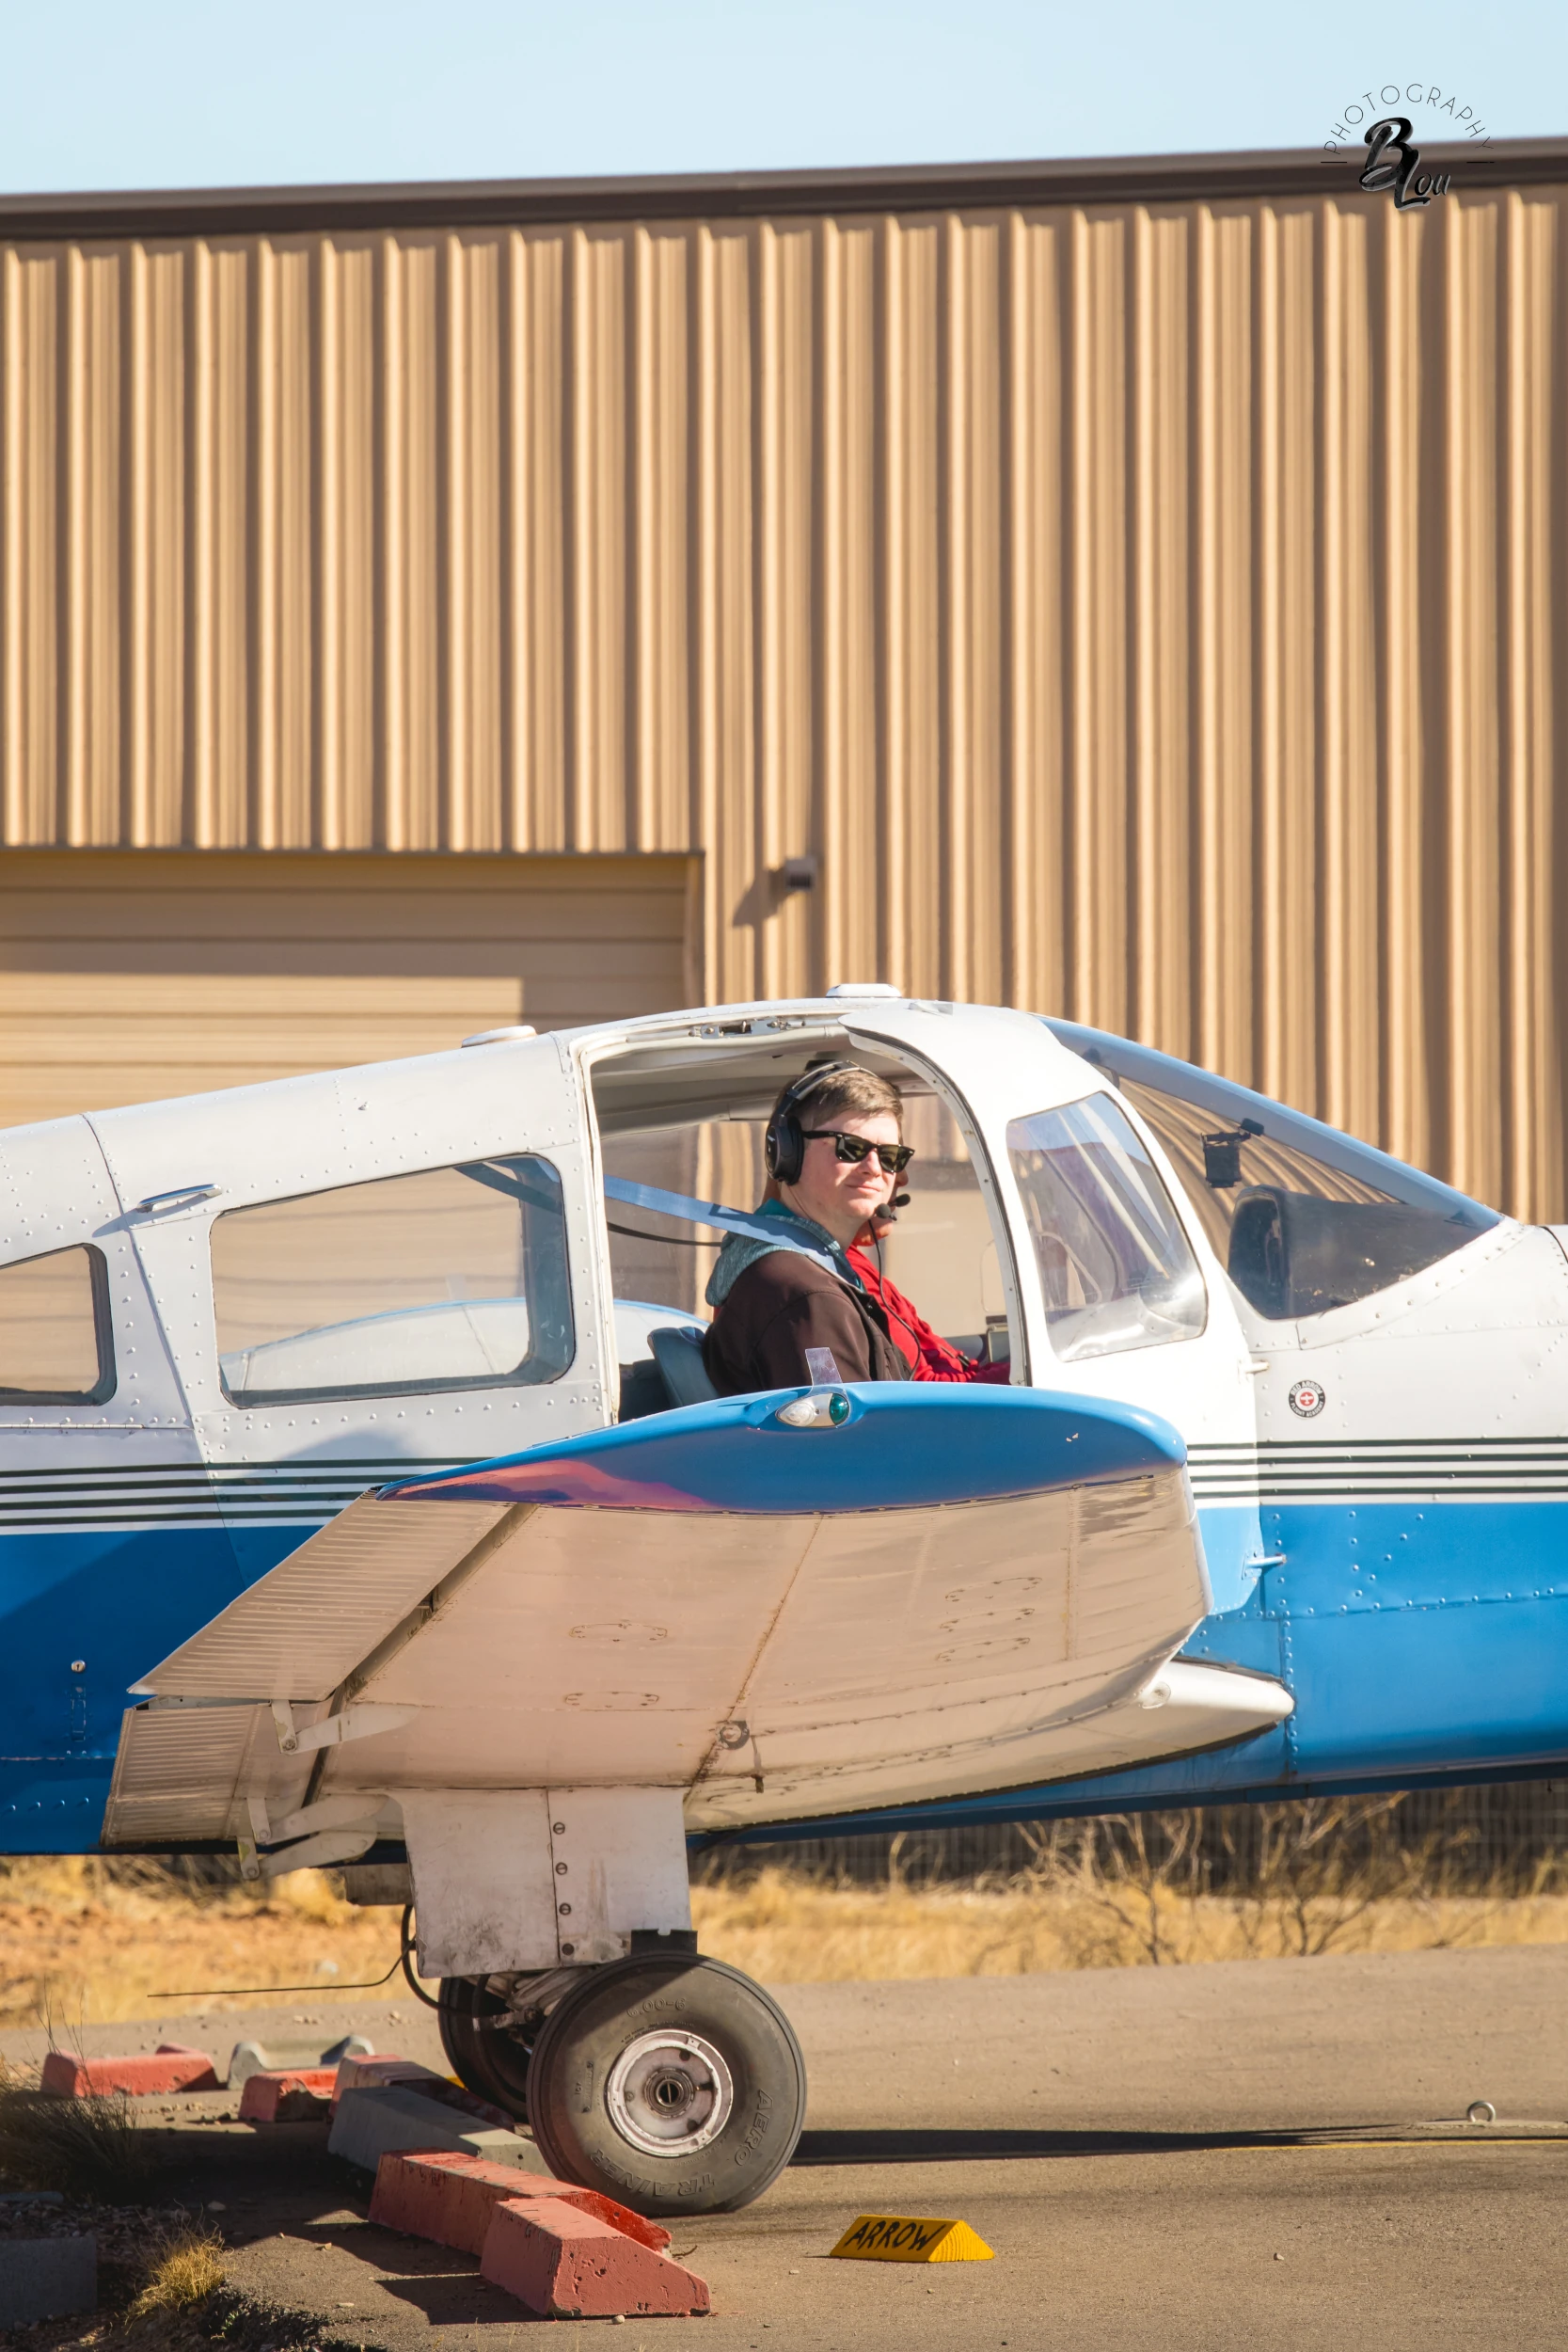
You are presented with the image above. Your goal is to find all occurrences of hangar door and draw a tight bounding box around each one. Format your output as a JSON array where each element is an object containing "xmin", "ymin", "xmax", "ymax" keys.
[{"xmin": 0, "ymin": 850, "xmax": 696, "ymax": 1127}]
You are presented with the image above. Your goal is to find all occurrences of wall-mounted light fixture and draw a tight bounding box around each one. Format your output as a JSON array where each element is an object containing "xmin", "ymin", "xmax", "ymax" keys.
[{"xmin": 779, "ymin": 855, "xmax": 819, "ymax": 893}]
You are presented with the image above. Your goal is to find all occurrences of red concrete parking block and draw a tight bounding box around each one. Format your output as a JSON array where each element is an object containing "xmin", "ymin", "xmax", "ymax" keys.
[
  {"xmin": 237, "ymin": 2068, "xmax": 338, "ymax": 2122},
  {"xmin": 40, "ymin": 2045, "xmax": 219, "ymax": 2099},
  {"xmin": 480, "ymin": 2196, "xmax": 710, "ymax": 2320},
  {"xmin": 368, "ymin": 2148, "xmax": 671, "ymax": 2254}
]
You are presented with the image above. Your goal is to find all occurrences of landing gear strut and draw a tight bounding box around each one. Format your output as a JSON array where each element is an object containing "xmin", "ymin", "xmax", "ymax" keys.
[{"xmin": 439, "ymin": 1952, "xmax": 807, "ymax": 2216}]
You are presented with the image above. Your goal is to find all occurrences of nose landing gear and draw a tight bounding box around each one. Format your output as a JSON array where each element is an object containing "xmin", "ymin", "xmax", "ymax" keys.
[{"xmin": 439, "ymin": 1952, "xmax": 807, "ymax": 2217}]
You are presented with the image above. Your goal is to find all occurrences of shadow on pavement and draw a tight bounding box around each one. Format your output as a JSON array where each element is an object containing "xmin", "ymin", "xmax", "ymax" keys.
[
  {"xmin": 375, "ymin": 2270, "xmax": 548, "ymax": 2323},
  {"xmin": 791, "ymin": 2124, "xmax": 1387, "ymax": 2165}
]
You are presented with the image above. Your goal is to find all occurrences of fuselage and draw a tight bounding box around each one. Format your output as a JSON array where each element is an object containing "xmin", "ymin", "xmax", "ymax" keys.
[{"xmin": 2, "ymin": 993, "xmax": 1564, "ymax": 1854}]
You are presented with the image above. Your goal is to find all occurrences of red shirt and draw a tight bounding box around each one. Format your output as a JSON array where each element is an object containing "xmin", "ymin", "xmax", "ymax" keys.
[{"xmin": 846, "ymin": 1246, "xmax": 1009, "ymax": 1384}]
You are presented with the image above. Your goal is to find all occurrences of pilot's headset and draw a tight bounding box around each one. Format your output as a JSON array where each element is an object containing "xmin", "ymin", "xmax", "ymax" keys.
[{"xmin": 763, "ymin": 1060, "xmax": 859, "ymax": 1186}]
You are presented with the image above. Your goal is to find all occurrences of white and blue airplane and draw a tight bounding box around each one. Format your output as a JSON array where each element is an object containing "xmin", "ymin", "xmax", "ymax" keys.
[{"xmin": 1, "ymin": 986, "xmax": 1560, "ymax": 2214}]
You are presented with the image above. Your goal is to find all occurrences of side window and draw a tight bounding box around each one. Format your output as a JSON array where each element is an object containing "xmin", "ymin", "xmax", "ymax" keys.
[
  {"xmin": 1045, "ymin": 1020, "xmax": 1502, "ymax": 1322},
  {"xmin": 1006, "ymin": 1095, "xmax": 1207, "ymax": 1361},
  {"xmin": 212, "ymin": 1157, "xmax": 574, "ymax": 1407},
  {"xmin": 0, "ymin": 1246, "xmax": 115, "ymax": 1405}
]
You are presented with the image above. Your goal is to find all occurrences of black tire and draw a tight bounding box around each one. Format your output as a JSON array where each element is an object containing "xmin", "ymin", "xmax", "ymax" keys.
[
  {"xmin": 526, "ymin": 1954, "xmax": 807, "ymax": 2217},
  {"xmin": 437, "ymin": 1978, "xmax": 531, "ymax": 2118}
]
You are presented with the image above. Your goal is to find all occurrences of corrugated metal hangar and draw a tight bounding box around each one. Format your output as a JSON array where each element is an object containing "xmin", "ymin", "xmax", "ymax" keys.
[{"xmin": 0, "ymin": 138, "xmax": 1564, "ymax": 1216}]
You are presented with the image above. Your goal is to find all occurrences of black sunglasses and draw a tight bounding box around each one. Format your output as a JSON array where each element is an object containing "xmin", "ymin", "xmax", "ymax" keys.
[{"xmin": 800, "ymin": 1129, "xmax": 914, "ymax": 1174}]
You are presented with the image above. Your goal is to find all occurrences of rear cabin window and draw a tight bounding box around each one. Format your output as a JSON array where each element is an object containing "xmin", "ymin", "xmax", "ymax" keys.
[
  {"xmin": 211, "ymin": 1157, "xmax": 574, "ymax": 1406},
  {"xmin": 0, "ymin": 1245, "xmax": 115, "ymax": 1404}
]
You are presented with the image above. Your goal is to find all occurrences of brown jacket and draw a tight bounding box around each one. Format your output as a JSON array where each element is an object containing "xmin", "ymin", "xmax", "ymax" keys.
[{"xmin": 702, "ymin": 1250, "xmax": 910, "ymax": 1397}]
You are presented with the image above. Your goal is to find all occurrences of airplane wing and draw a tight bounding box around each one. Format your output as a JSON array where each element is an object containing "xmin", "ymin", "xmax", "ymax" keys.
[{"xmin": 106, "ymin": 1386, "xmax": 1291, "ymax": 1848}]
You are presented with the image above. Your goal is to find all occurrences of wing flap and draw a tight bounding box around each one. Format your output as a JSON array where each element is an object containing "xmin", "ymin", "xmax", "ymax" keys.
[
  {"xmin": 133, "ymin": 1494, "xmax": 514, "ymax": 1701},
  {"xmin": 103, "ymin": 1702, "xmax": 286, "ymax": 1844}
]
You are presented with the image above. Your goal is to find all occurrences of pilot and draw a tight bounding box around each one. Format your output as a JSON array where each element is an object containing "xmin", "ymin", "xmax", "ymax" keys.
[{"xmin": 702, "ymin": 1062, "xmax": 998, "ymax": 1396}]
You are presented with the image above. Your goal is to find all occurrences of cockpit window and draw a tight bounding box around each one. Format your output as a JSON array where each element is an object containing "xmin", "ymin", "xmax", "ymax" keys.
[
  {"xmin": 1046, "ymin": 1021, "xmax": 1502, "ymax": 1321},
  {"xmin": 1006, "ymin": 1094, "xmax": 1207, "ymax": 1361}
]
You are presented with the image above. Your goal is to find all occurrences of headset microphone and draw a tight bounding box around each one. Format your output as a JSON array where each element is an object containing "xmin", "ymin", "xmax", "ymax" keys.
[{"xmin": 870, "ymin": 1191, "xmax": 911, "ymax": 1234}]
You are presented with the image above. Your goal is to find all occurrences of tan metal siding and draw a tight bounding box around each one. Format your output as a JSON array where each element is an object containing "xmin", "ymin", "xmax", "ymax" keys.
[
  {"xmin": 0, "ymin": 850, "xmax": 695, "ymax": 1125},
  {"xmin": 1, "ymin": 188, "xmax": 1565, "ymax": 1214}
]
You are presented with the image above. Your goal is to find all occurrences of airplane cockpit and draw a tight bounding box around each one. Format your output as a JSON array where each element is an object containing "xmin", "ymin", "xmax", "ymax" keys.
[
  {"xmin": 582, "ymin": 1003, "xmax": 1508, "ymax": 1436},
  {"xmin": 587, "ymin": 1019, "xmax": 1014, "ymax": 1422},
  {"xmin": 562, "ymin": 997, "xmax": 1526, "ymax": 1629}
]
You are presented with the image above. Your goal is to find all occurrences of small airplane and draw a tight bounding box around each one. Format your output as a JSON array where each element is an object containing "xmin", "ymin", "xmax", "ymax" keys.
[{"xmin": 2, "ymin": 985, "xmax": 1561, "ymax": 2215}]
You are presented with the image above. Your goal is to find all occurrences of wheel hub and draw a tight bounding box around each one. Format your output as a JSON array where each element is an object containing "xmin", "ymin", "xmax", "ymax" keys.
[{"xmin": 604, "ymin": 2027, "xmax": 735, "ymax": 2156}]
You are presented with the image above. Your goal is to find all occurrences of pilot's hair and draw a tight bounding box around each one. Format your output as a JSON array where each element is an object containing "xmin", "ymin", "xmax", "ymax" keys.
[
  {"xmin": 763, "ymin": 1063, "xmax": 903, "ymax": 1200},
  {"xmin": 784, "ymin": 1063, "xmax": 904, "ymax": 1134}
]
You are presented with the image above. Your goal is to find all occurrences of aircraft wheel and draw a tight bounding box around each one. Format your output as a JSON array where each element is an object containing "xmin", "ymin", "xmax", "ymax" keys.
[
  {"xmin": 437, "ymin": 1976, "xmax": 532, "ymax": 2117},
  {"xmin": 525, "ymin": 1953, "xmax": 807, "ymax": 2217}
]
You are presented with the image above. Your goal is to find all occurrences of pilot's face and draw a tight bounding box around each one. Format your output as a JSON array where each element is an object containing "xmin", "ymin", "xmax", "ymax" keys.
[{"xmin": 785, "ymin": 1109, "xmax": 901, "ymax": 1248}]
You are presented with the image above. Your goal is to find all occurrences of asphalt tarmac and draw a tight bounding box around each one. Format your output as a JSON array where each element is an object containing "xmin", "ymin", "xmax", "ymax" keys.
[{"xmin": 6, "ymin": 1942, "xmax": 1565, "ymax": 2350}]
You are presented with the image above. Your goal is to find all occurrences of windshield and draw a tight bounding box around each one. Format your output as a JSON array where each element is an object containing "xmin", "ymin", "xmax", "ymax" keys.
[
  {"xmin": 1006, "ymin": 1093, "xmax": 1207, "ymax": 1361},
  {"xmin": 1046, "ymin": 1022, "xmax": 1502, "ymax": 1321}
]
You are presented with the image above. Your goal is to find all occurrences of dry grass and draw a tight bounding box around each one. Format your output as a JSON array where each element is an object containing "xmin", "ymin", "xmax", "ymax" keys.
[
  {"xmin": 129, "ymin": 2230, "xmax": 226, "ymax": 2317},
  {"xmin": 0, "ymin": 1857, "xmax": 402, "ymax": 2029},
  {"xmin": 691, "ymin": 1801, "xmax": 1568, "ymax": 1978},
  {"xmin": 690, "ymin": 1865, "xmax": 1568, "ymax": 1979},
  {"xmin": 3, "ymin": 1803, "xmax": 1566, "ymax": 2029},
  {"xmin": 0, "ymin": 2077, "xmax": 155, "ymax": 2199}
]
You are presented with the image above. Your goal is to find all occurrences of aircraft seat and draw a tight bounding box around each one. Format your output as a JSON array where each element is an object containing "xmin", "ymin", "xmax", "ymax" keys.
[{"xmin": 650, "ymin": 1325, "xmax": 720, "ymax": 1410}]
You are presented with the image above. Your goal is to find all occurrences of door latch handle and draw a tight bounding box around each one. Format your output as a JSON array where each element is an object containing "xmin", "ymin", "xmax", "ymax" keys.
[{"xmin": 134, "ymin": 1183, "xmax": 220, "ymax": 1214}]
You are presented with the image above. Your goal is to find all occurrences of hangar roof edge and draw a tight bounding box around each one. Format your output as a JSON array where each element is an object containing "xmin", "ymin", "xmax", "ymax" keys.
[{"xmin": 1, "ymin": 137, "xmax": 1564, "ymax": 243}]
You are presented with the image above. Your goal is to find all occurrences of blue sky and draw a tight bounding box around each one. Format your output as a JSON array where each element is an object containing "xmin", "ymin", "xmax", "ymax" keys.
[{"xmin": 0, "ymin": 0, "xmax": 1557, "ymax": 193}]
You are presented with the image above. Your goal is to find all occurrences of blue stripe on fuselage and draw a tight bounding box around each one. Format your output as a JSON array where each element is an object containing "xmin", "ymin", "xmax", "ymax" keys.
[{"xmin": 0, "ymin": 1523, "xmax": 306, "ymax": 1853}]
